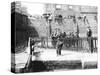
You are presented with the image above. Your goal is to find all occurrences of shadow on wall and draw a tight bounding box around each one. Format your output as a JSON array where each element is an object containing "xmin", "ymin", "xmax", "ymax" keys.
[{"xmin": 11, "ymin": 12, "xmax": 39, "ymax": 53}]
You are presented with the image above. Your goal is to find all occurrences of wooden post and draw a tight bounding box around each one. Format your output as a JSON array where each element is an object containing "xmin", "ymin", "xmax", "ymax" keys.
[
  {"xmin": 89, "ymin": 38, "xmax": 91, "ymax": 53},
  {"xmin": 77, "ymin": 38, "xmax": 78, "ymax": 51},
  {"xmin": 24, "ymin": 37, "xmax": 32, "ymax": 69},
  {"xmin": 95, "ymin": 39, "xmax": 96, "ymax": 49}
]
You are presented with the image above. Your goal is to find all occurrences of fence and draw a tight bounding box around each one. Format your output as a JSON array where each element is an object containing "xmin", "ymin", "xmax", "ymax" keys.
[
  {"xmin": 62, "ymin": 37, "xmax": 97, "ymax": 53},
  {"xmin": 30, "ymin": 37, "xmax": 97, "ymax": 53}
]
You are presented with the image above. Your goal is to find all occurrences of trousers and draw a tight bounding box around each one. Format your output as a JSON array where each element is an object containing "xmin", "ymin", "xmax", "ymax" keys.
[{"xmin": 56, "ymin": 41, "xmax": 63, "ymax": 55}]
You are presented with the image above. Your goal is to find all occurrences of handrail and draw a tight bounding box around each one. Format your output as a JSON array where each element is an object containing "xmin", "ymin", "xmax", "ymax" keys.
[{"xmin": 29, "ymin": 37, "xmax": 98, "ymax": 53}]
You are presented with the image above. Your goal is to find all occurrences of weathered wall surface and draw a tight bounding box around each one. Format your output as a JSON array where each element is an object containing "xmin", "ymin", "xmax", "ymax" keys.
[{"xmin": 45, "ymin": 4, "xmax": 97, "ymax": 37}]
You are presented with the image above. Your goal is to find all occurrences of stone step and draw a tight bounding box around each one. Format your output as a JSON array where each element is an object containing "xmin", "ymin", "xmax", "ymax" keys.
[{"xmin": 44, "ymin": 60, "xmax": 82, "ymax": 70}]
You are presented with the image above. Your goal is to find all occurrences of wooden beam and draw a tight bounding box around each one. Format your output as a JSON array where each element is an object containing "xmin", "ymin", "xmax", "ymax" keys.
[{"xmin": 80, "ymin": 12, "xmax": 97, "ymax": 14}]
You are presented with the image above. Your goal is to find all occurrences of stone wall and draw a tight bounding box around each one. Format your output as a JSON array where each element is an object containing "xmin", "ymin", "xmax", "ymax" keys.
[{"xmin": 45, "ymin": 4, "xmax": 98, "ymax": 37}]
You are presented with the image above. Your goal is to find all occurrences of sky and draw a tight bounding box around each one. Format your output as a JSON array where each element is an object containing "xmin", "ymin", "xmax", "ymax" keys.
[{"xmin": 21, "ymin": 2, "xmax": 45, "ymax": 16}]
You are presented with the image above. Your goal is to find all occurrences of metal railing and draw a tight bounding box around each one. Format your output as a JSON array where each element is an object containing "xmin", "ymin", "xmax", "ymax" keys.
[{"xmin": 29, "ymin": 37, "xmax": 97, "ymax": 53}]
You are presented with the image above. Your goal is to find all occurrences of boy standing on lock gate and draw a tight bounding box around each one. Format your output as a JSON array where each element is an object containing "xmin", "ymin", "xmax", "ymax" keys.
[
  {"xmin": 56, "ymin": 29, "xmax": 64, "ymax": 56},
  {"xmin": 87, "ymin": 26, "xmax": 93, "ymax": 53}
]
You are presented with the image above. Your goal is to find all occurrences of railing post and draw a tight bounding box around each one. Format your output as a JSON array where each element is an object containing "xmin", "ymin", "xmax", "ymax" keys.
[
  {"xmin": 77, "ymin": 38, "xmax": 78, "ymax": 51},
  {"xmin": 93, "ymin": 39, "xmax": 94, "ymax": 52},
  {"xmin": 89, "ymin": 38, "xmax": 91, "ymax": 53},
  {"xmin": 95, "ymin": 39, "xmax": 96, "ymax": 50},
  {"xmin": 91, "ymin": 38, "xmax": 94, "ymax": 53},
  {"xmin": 89, "ymin": 37, "xmax": 94, "ymax": 53},
  {"xmin": 47, "ymin": 37, "xmax": 48, "ymax": 48},
  {"xmin": 28, "ymin": 37, "xmax": 31, "ymax": 54}
]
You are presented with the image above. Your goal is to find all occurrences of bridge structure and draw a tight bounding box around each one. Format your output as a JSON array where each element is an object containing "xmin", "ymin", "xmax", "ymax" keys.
[{"xmin": 12, "ymin": 37, "xmax": 98, "ymax": 73}]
